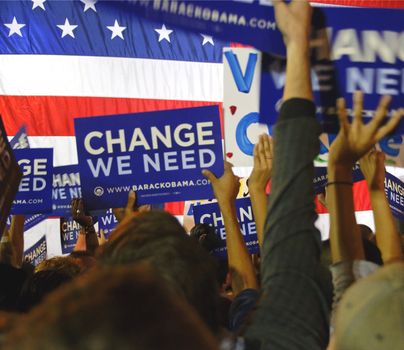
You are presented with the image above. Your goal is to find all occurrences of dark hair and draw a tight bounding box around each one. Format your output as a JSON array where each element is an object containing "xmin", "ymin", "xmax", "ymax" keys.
[
  {"xmin": 99, "ymin": 211, "xmax": 221, "ymax": 334},
  {"xmin": 5, "ymin": 265, "xmax": 218, "ymax": 350},
  {"xmin": 18, "ymin": 256, "xmax": 81, "ymax": 312},
  {"xmin": 190, "ymin": 223, "xmax": 222, "ymax": 253}
]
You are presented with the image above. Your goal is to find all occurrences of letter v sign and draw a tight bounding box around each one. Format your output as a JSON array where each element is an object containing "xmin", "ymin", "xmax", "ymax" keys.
[{"xmin": 224, "ymin": 50, "xmax": 258, "ymax": 93}]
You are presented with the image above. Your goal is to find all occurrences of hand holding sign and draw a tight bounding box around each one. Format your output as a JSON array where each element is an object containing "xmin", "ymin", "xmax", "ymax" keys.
[
  {"xmin": 71, "ymin": 199, "xmax": 93, "ymax": 228},
  {"xmin": 359, "ymin": 150, "xmax": 386, "ymax": 192},
  {"xmin": 202, "ymin": 162, "xmax": 240, "ymax": 207}
]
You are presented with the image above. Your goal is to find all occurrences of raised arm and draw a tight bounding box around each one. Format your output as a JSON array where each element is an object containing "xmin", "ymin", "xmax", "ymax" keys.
[
  {"xmin": 359, "ymin": 150, "xmax": 403, "ymax": 264},
  {"xmin": 328, "ymin": 93, "xmax": 403, "ymax": 264},
  {"xmin": 0, "ymin": 215, "xmax": 25, "ymax": 268},
  {"xmin": 203, "ymin": 162, "xmax": 258, "ymax": 295},
  {"xmin": 72, "ymin": 199, "xmax": 99, "ymax": 255},
  {"xmin": 248, "ymin": 134, "xmax": 273, "ymax": 248}
]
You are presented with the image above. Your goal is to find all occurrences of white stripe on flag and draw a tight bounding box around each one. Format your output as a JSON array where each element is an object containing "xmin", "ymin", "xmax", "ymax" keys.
[{"xmin": 0, "ymin": 55, "xmax": 223, "ymax": 101}]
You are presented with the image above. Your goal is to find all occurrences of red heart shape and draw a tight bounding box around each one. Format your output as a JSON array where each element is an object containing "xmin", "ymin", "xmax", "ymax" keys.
[
  {"xmin": 230, "ymin": 106, "xmax": 237, "ymax": 115},
  {"xmin": 226, "ymin": 152, "xmax": 233, "ymax": 158}
]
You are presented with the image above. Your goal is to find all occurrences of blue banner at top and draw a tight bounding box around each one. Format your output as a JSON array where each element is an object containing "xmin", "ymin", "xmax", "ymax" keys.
[
  {"xmin": 74, "ymin": 105, "xmax": 223, "ymax": 210},
  {"xmin": 260, "ymin": 7, "xmax": 404, "ymax": 135},
  {"xmin": 126, "ymin": 0, "xmax": 282, "ymax": 55}
]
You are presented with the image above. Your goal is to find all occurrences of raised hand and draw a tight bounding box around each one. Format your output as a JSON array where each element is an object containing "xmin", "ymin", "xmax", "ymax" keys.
[
  {"xmin": 359, "ymin": 150, "xmax": 386, "ymax": 191},
  {"xmin": 112, "ymin": 190, "xmax": 137, "ymax": 223},
  {"xmin": 248, "ymin": 134, "xmax": 273, "ymax": 193},
  {"xmin": 202, "ymin": 161, "xmax": 240, "ymax": 205},
  {"xmin": 329, "ymin": 91, "xmax": 404, "ymax": 168},
  {"xmin": 72, "ymin": 198, "xmax": 93, "ymax": 228},
  {"xmin": 272, "ymin": 0, "xmax": 312, "ymax": 46}
]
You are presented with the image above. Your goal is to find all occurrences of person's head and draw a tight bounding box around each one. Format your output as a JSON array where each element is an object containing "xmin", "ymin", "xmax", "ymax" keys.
[
  {"xmin": 190, "ymin": 223, "xmax": 222, "ymax": 253},
  {"xmin": 359, "ymin": 224, "xmax": 375, "ymax": 244},
  {"xmin": 5, "ymin": 264, "xmax": 219, "ymax": 350},
  {"xmin": 18, "ymin": 256, "xmax": 81, "ymax": 312},
  {"xmin": 332, "ymin": 262, "xmax": 404, "ymax": 350},
  {"xmin": 98, "ymin": 211, "xmax": 221, "ymax": 334}
]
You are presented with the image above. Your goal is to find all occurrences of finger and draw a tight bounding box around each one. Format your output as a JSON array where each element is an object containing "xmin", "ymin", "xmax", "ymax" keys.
[
  {"xmin": 202, "ymin": 169, "xmax": 217, "ymax": 183},
  {"xmin": 336, "ymin": 97, "xmax": 349, "ymax": 134},
  {"xmin": 253, "ymin": 140, "xmax": 261, "ymax": 168},
  {"xmin": 263, "ymin": 134, "xmax": 272, "ymax": 161},
  {"xmin": 370, "ymin": 95, "xmax": 392, "ymax": 128},
  {"xmin": 352, "ymin": 90, "xmax": 364, "ymax": 124},
  {"xmin": 126, "ymin": 190, "xmax": 136, "ymax": 210},
  {"xmin": 374, "ymin": 108, "xmax": 404, "ymax": 141},
  {"xmin": 224, "ymin": 161, "xmax": 234, "ymax": 169}
]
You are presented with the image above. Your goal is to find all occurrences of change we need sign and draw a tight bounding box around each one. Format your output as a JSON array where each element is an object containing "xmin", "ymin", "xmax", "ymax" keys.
[
  {"xmin": 74, "ymin": 106, "xmax": 223, "ymax": 210},
  {"xmin": 52, "ymin": 165, "xmax": 81, "ymax": 216},
  {"xmin": 24, "ymin": 235, "xmax": 47, "ymax": 267},
  {"xmin": 193, "ymin": 197, "xmax": 259, "ymax": 259},
  {"xmin": 11, "ymin": 148, "xmax": 53, "ymax": 214}
]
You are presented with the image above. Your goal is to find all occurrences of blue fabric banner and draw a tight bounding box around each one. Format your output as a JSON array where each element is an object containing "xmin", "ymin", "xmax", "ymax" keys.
[
  {"xmin": 0, "ymin": 116, "xmax": 22, "ymax": 238},
  {"xmin": 193, "ymin": 197, "xmax": 259, "ymax": 259},
  {"xmin": 125, "ymin": 0, "xmax": 282, "ymax": 55},
  {"xmin": 74, "ymin": 105, "xmax": 223, "ymax": 209},
  {"xmin": 23, "ymin": 235, "xmax": 47, "ymax": 267},
  {"xmin": 52, "ymin": 165, "xmax": 82, "ymax": 216},
  {"xmin": 11, "ymin": 148, "xmax": 53, "ymax": 214}
]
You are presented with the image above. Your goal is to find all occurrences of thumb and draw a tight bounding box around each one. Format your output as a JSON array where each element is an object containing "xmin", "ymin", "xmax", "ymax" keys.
[
  {"xmin": 126, "ymin": 190, "xmax": 136, "ymax": 210},
  {"xmin": 202, "ymin": 169, "xmax": 216, "ymax": 183}
]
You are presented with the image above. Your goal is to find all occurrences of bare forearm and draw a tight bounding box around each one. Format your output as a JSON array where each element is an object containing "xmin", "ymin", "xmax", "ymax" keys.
[
  {"xmin": 369, "ymin": 190, "xmax": 403, "ymax": 263},
  {"xmin": 327, "ymin": 164, "xmax": 364, "ymax": 263},
  {"xmin": 284, "ymin": 42, "xmax": 313, "ymax": 102},
  {"xmin": 219, "ymin": 201, "xmax": 258, "ymax": 294},
  {"xmin": 249, "ymin": 188, "xmax": 267, "ymax": 249}
]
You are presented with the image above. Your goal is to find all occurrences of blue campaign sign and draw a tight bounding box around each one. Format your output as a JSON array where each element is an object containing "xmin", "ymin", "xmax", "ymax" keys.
[
  {"xmin": 60, "ymin": 217, "xmax": 81, "ymax": 254},
  {"xmin": 384, "ymin": 172, "xmax": 404, "ymax": 220},
  {"xmin": 0, "ymin": 116, "xmax": 23, "ymax": 238},
  {"xmin": 260, "ymin": 7, "xmax": 404, "ymax": 136},
  {"xmin": 10, "ymin": 126, "xmax": 30, "ymax": 150},
  {"xmin": 74, "ymin": 106, "xmax": 223, "ymax": 210},
  {"xmin": 52, "ymin": 165, "xmax": 82, "ymax": 216},
  {"xmin": 11, "ymin": 148, "xmax": 54, "ymax": 215},
  {"xmin": 98, "ymin": 209, "xmax": 118, "ymax": 239},
  {"xmin": 24, "ymin": 235, "xmax": 47, "ymax": 267},
  {"xmin": 193, "ymin": 197, "xmax": 259, "ymax": 259},
  {"xmin": 313, "ymin": 163, "xmax": 364, "ymax": 194},
  {"xmin": 23, "ymin": 214, "xmax": 47, "ymax": 232},
  {"xmin": 126, "ymin": 0, "xmax": 283, "ymax": 55}
]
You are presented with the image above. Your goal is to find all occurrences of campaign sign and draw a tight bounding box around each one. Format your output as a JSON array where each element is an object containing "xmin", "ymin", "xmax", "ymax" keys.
[
  {"xmin": 10, "ymin": 126, "xmax": 30, "ymax": 150},
  {"xmin": 0, "ymin": 116, "xmax": 23, "ymax": 238},
  {"xmin": 23, "ymin": 235, "xmax": 47, "ymax": 267},
  {"xmin": 260, "ymin": 8, "xmax": 404, "ymax": 137},
  {"xmin": 60, "ymin": 217, "xmax": 81, "ymax": 254},
  {"xmin": 11, "ymin": 148, "xmax": 53, "ymax": 215},
  {"xmin": 384, "ymin": 172, "xmax": 404, "ymax": 220},
  {"xmin": 125, "ymin": 0, "xmax": 282, "ymax": 55},
  {"xmin": 193, "ymin": 197, "xmax": 259, "ymax": 259},
  {"xmin": 223, "ymin": 47, "xmax": 269, "ymax": 167},
  {"xmin": 52, "ymin": 165, "xmax": 82, "ymax": 216},
  {"xmin": 98, "ymin": 209, "xmax": 118, "ymax": 239},
  {"xmin": 313, "ymin": 163, "xmax": 364, "ymax": 194},
  {"xmin": 74, "ymin": 106, "xmax": 223, "ymax": 210}
]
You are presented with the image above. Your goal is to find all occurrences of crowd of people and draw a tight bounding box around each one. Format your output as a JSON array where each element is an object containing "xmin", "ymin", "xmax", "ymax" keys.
[{"xmin": 1, "ymin": 1, "xmax": 404, "ymax": 349}]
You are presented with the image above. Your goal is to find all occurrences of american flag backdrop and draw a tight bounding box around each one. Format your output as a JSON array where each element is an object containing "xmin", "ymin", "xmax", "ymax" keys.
[{"xmin": 0, "ymin": 0, "xmax": 403, "ymax": 254}]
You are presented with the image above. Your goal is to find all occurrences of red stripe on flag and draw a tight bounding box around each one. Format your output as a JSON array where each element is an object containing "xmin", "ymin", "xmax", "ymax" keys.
[{"xmin": 0, "ymin": 96, "xmax": 223, "ymax": 136}]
